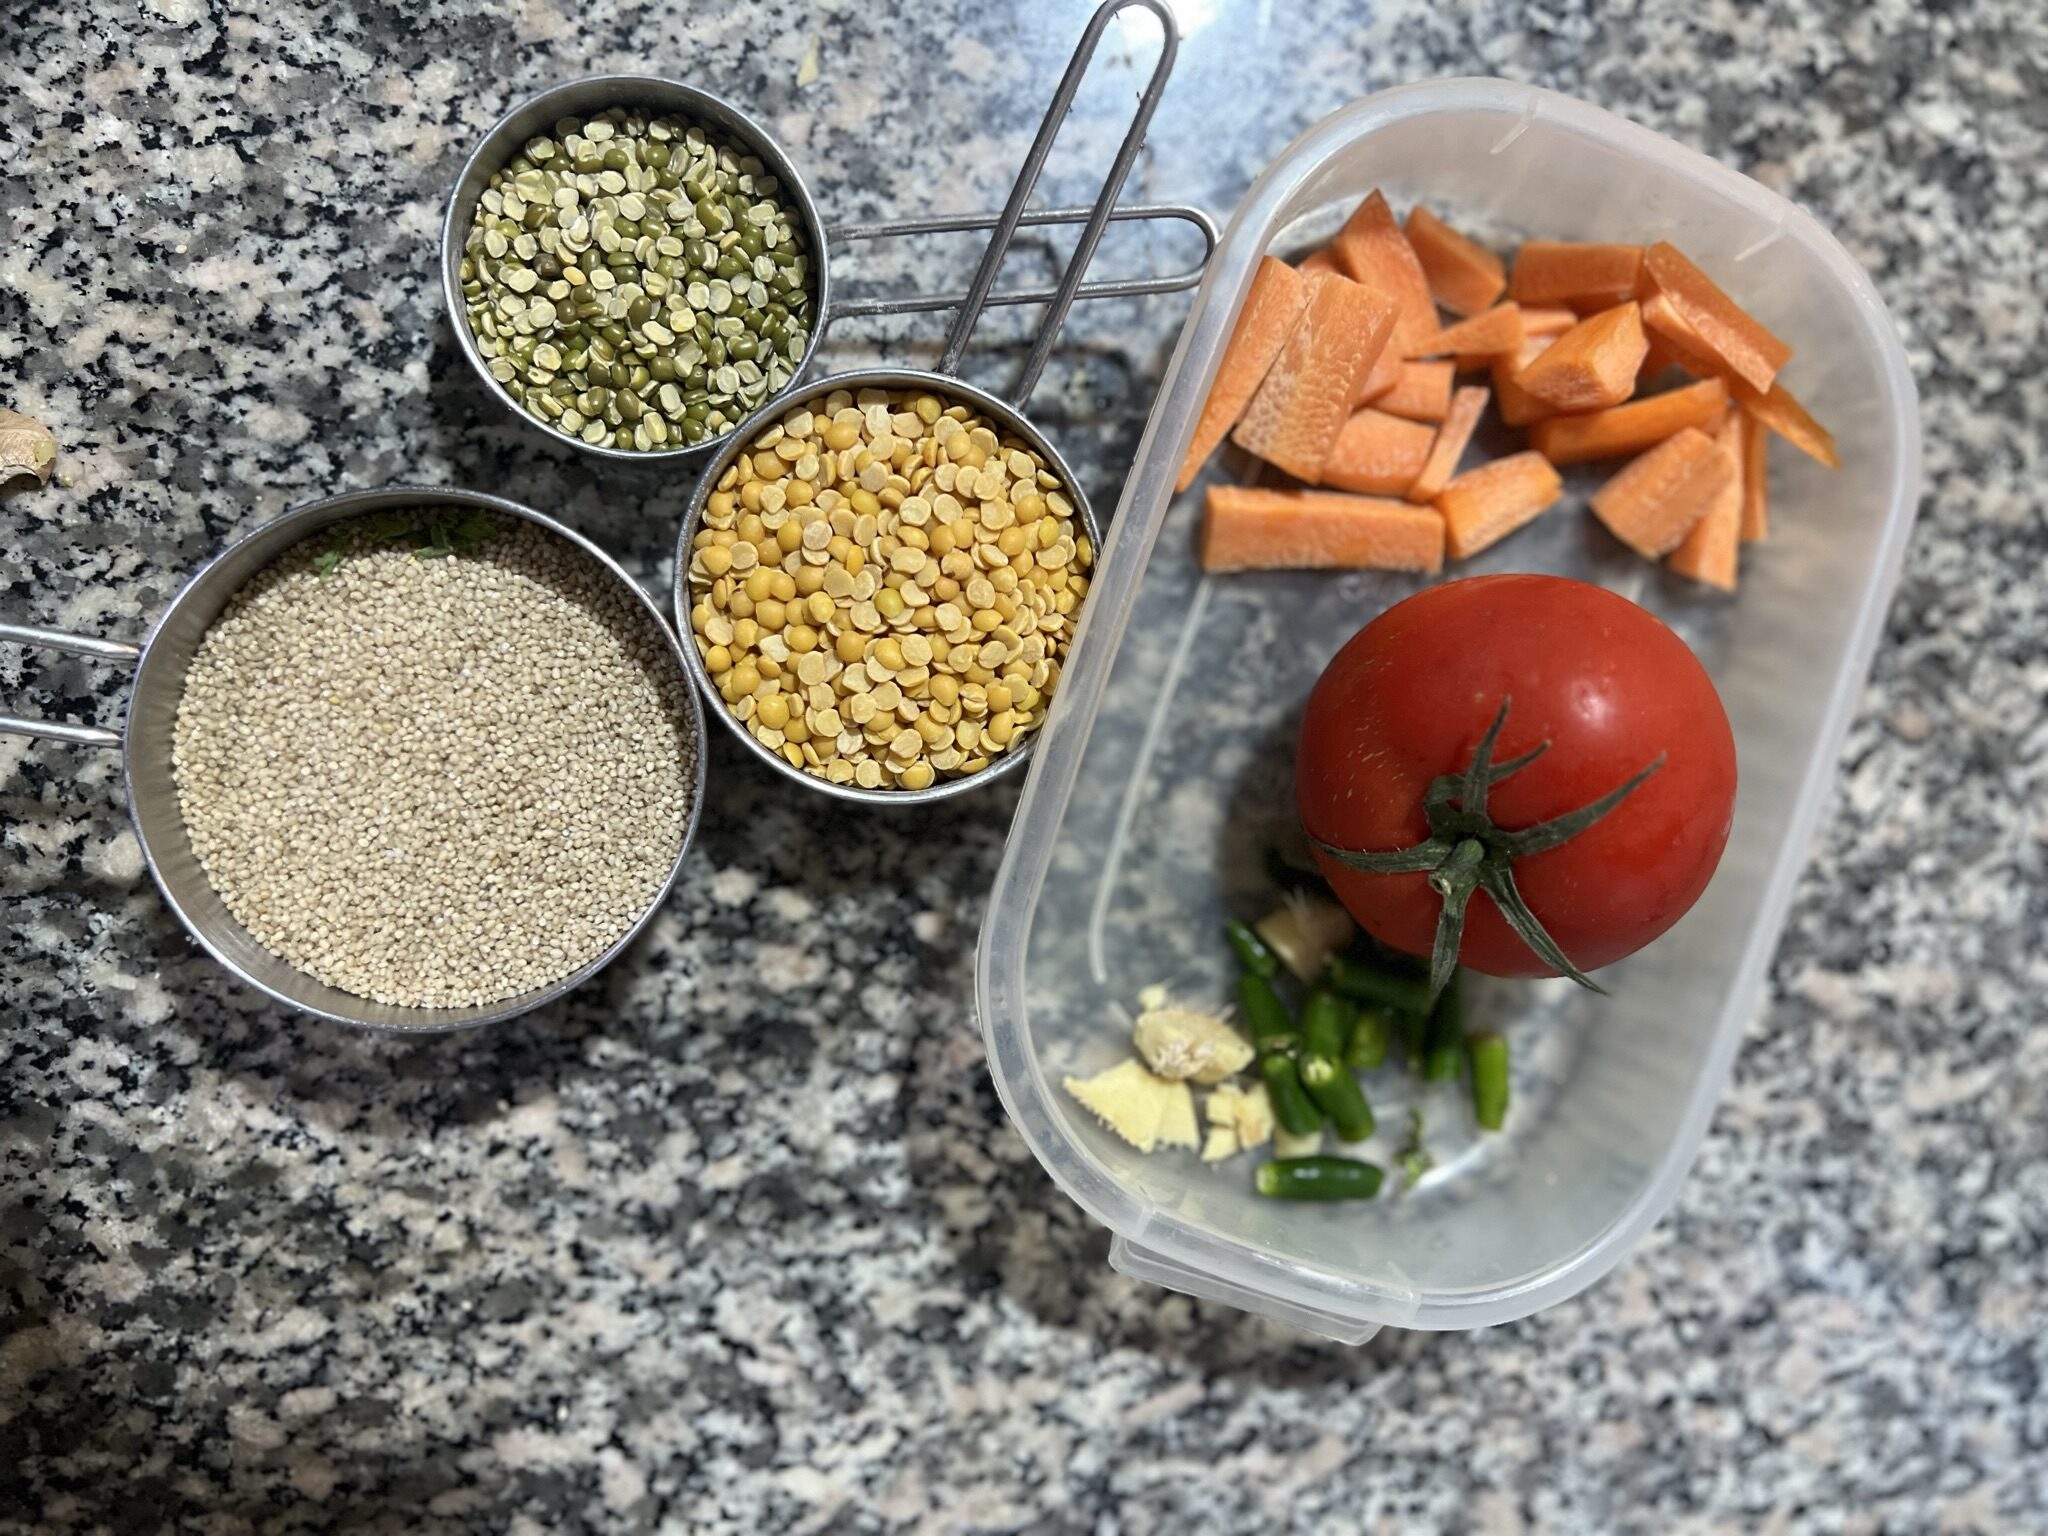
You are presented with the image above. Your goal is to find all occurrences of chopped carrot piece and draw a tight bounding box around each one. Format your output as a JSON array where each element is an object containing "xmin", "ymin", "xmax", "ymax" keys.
[
  {"xmin": 1638, "ymin": 333, "xmax": 1679, "ymax": 381},
  {"xmin": 1520, "ymin": 306, "xmax": 1579, "ymax": 337},
  {"xmin": 1637, "ymin": 241, "xmax": 1792, "ymax": 394},
  {"xmin": 1201, "ymin": 485, "xmax": 1445, "ymax": 573},
  {"xmin": 1515, "ymin": 303, "xmax": 1646, "ymax": 413},
  {"xmin": 1528, "ymin": 377, "xmax": 1729, "ymax": 466},
  {"xmin": 1405, "ymin": 386, "xmax": 1490, "ymax": 504},
  {"xmin": 1330, "ymin": 191, "xmax": 1438, "ymax": 357},
  {"xmin": 1403, "ymin": 207, "xmax": 1506, "ymax": 317},
  {"xmin": 1373, "ymin": 360, "xmax": 1455, "ymax": 423},
  {"xmin": 1730, "ymin": 375, "xmax": 1840, "ymax": 470},
  {"xmin": 1297, "ymin": 248, "xmax": 1342, "ymax": 277},
  {"xmin": 1176, "ymin": 256, "xmax": 1314, "ymax": 492},
  {"xmin": 1410, "ymin": 302, "xmax": 1523, "ymax": 360},
  {"xmin": 1492, "ymin": 336, "xmax": 1557, "ymax": 427},
  {"xmin": 1642, "ymin": 293, "xmax": 1836, "ymax": 467},
  {"xmin": 1668, "ymin": 416, "xmax": 1745, "ymax": 590},
  {"xmin": 1435, "ymin": 451, "xmax": 1564, "ymax": 559},
  {"xmin": 1738, "ymin": 408, "xmax": 1770, "ymax": 541},
  {"xmin": 1507, "ymin": 242, "xmax": 1644, "ymax": 309},
  {"xmin": 1321, "ymin": 408, "xmax": 1437, "ymax": 495},
  {"xmin": 1354, "ymin": 343, "xmax": 1404, "ymax": 406},
  {"xmin": 1232, "ymin": 273, "xmax": 1399, "ymax": 482},
  {"xmin": 1589, "ymin": 427, "xmax": 1737, "ymax": 559},
  {"xmin": 1638, "ymin": 293, "xmax": 1722, "ymax": 377}
]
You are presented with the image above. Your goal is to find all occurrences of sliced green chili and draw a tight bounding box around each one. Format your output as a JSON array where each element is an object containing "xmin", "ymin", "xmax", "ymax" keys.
[
  {"xmin": 1468, "ymin": 1031, "xmax": 1509, "ymax": 1131},
  {"xmin": 1256, "ymin": 1156, "xmax": 1385, "ymax": 1201}
]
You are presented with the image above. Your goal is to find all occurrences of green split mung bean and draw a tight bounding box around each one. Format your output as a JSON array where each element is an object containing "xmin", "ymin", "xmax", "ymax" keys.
[{"xmin": 460, "ymin": 107, "xmax": 814, "ymax": 452}]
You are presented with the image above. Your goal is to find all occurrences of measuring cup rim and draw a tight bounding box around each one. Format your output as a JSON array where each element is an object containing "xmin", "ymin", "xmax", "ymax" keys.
[
  {"xmin": 125, "ymin": 483, "xmax": 710, "ymax": 1032},
  {"xmin": 440, "ymin": 71, "xmax": 834, "ymax": 469},
  {"xmin": 671, "ymin": 366, "xmax": 1101, "ymax": 809}
]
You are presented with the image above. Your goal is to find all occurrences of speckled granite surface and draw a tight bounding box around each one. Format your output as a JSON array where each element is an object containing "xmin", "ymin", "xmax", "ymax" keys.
[{"xmin": 4, "ymin": 0, "xmax": 2045, "ymax": 1531}]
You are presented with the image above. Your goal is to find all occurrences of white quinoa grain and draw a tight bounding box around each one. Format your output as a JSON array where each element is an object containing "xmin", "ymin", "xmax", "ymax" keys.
[{"xmin": 171, "ymin": 515, "xmax": 696, "ymax": 1008}]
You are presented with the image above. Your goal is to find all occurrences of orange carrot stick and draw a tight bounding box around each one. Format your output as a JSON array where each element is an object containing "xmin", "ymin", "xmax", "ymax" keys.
[
  {"xmin": 1639, "ymin": 293, "xmax": 1722, "ymax": 377},
  {"xmin": 1201, "ymin": 485, "xmax": 1445, "ymax": 573},
  {"xmin": 1493, "ymin": 336, "xmax": 1557, "ymax": 427},
  {"xmin": 1668, "ymin": 416, "xmax": 1745, "ymax": 591},
  {"xmin": 1520, "ymin": 306, "xmax": 1579, "ymax": 337},
  {"xmin": 1409, "ymin": 302, "xmax": 1523, "ymax": 360},
  {"xmin": 1588, "ymin": 426, "xmax": 1738, "ymax": 559},
  {"xmin": 1738, "ymin": 408, "xmax": 1770, "ymax": 541},
  {"xmin": 1321, "ymin": 408, "xmax": 1437, "ymax": 494},
  {"xmin": 1373, "ymin": 360, "xmax": 1455, "ymax": 423},
  {"xmin": 1176, "ymin": 256, "xmax": 1314, "ymax": 492},
  {"xmin": 1637, "ymin": 241, "xmax": 1792, "ymax": 394},
  {"xmin": 1355, "ymin": 342, "xmax": 1405, "ymax": 406},
  {"xmin": 1515, "ymin": 302, "xmax": 1647, "ymax": 413},
  {"xmin": 1405, "ymin": 386, "xmax": 1490, "ymax": 504},
  {"xmin": 1507, "ymin": 242, "xmax": 1644, "ymax": 309},
  {"xmin": 1232, "ymin": 273, "xmax": 1399, "ymax": 482},
  {"xmin": 1297, "ymin": 248, "xmax": 1342, "ymax": 277},
  {"xmin": 1435, "ymin": 451, "xmax": 1564, "ymax": 559},
  {"xmin": 1527, "ymin": 377, "xmax": 1729, "ymax": 466},
  {"xmin": 1642, "ymin": 294, "xmax": 1837, "ymax": 467},
  {"xmin": 1403, "ymin": 206, "xmax": 1506, "ymax": 317},
  {"xmin": 1329, "ymin": 190, "xmax": 1439, "ymax": 358},
  {"xmin": 1730, "ymin": 375, "xmax": 1840, "ymax": 469}
]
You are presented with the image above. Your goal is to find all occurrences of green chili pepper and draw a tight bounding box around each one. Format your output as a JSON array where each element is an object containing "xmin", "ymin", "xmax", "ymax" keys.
[
  {"xmin": 1300, "ymin": 1055, "xmax": 1375, "ymax": 1142},
  {"xmin": 1225, "ymin": 919, "xmax": 1280, "ymax": 979},
  {"xmin": 1325, "ymin": 953, "xmax": 1433, "ymax": 1015},
  {"xmin": 1422, "ymin": 969, "xmax": 1465, "ymax": 1082},
  {"xmin": 1235, "ymin": 973, "xmax": 1295, "ymax": 1053},
  {"xmin": 1468, "ymin": 1031, "xmax": 1510, "ymax": 1131},
  {"xmin": 1256, "ymin": 1156, "xmax": 1385, "ymax": 1201},
  {"xmin": 1345, "ymin": 1006, "xmax": 1394, "ymax": 1071},
  {"xmin": 1299, "ymin": 988, "xmax": 1355, "ymax": 1061},
  {"xmin": 1261, "ymin": 1055, "xmax": 1323, "ymax": 1138}
]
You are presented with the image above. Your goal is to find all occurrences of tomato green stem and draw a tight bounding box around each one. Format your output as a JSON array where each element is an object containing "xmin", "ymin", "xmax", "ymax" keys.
[{"xmin": 1310, "ymin": 697, "xmax": 1661, "ymax": 1006}]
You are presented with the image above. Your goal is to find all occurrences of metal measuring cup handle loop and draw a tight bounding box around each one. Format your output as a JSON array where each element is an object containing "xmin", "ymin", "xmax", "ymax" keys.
[{"xmin": 0, "ymin": 622, "xmax": 140, "ymax": 749}]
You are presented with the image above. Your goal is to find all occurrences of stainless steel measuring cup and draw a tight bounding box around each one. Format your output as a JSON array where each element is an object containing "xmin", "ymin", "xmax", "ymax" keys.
[
  {"xmin": 670, "ymin": 0, "xmax": 1189, "ymax": 806},
  {"xmin": 1, "ymin": 487, "xmax": 709, "ymax": 1032},
  {"xmin": 439, "ymin": 6, "xmax": 1213, "ymax": 466}
]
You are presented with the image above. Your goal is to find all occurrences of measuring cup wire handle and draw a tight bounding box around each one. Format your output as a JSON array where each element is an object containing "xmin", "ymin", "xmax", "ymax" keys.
[
  {"xmin": 0, "ymin": 622, "xmax": 140, "ymax": 750},
  {"xmin": 821, "ymin": 204, "xmax": 1219, "ymax": 323},
  {"xmin": 937, "ymin": 0, "xmax": 1181, "ymax": 390},
  {"xmin": 1011, "ymin": 0, "xmax": 1180, "ymax": 405}
]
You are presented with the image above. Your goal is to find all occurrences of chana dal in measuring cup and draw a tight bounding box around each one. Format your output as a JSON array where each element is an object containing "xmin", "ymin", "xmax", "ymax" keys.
[{"xmin": 681, "ymin": 382, "xmax": 1095, "ymax": 796}]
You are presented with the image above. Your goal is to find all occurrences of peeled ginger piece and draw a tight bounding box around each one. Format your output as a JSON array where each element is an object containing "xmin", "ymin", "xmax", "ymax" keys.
[
  {"xmin": 1254, "ymin": 895, "xmax": 1356, "ymax": 983},
  {"xmin": 1134, "ymin": 1007, "xmax": 1255, "ymax": 1085},
  {"xmin": 1064, "ymin": 1060, "xmax": 1198, "ymax": 1153},
  {"xmin": 1206, "ymin": 1081, "xmax": 1275, "ymax": 1150}
]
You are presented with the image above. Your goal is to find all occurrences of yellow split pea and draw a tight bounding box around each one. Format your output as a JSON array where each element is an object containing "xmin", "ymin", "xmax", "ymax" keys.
[{"xmin": 686, "ymin": 387, "xmax": 1093, "ymax": 790}]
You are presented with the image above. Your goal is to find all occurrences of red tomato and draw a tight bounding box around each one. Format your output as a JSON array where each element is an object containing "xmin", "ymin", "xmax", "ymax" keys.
[{"xmin": 1298, "ymin": 575, "xmax": 1736, "ymax": 978}]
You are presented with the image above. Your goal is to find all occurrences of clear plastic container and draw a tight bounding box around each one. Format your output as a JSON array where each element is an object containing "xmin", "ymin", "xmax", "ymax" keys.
[{"xmin": 975, "ymin": 81, "xmax": 1921, "ymax": 1342}]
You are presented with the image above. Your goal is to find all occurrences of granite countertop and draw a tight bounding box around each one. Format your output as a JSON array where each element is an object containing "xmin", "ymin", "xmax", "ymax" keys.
[{"xmin": 4, "ymin": 1, "xmax": 2044, "ymax": 1531}]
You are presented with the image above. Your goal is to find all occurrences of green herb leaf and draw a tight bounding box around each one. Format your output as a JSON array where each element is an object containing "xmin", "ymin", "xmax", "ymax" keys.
[
  {"xmin": 1396, "ymin": 1106, "xmax": 1432, "ymax": 1191},
  {"xmin": 311, "ymin": 548, "xmax": 345, "ymax": 578},
  {"xmin": 449, "ymin": 509, "xmax": 498, "ymax": 550},
  {"xmin": 359, "ymin": 511, "xmax": 417, "ymax": 543}
]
